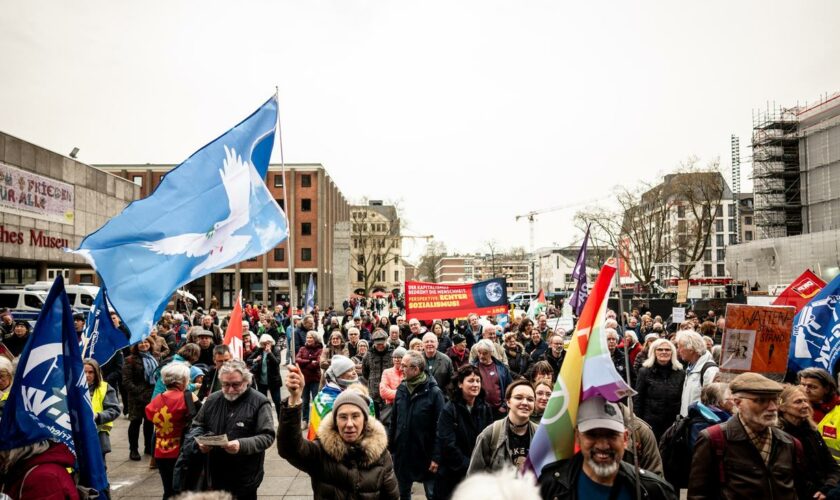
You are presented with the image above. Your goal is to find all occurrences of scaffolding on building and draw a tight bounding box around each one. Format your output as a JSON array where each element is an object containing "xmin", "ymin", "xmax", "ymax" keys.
[{"xmin": 752, "ymin": 104, "xmax": 802, "ymax": 239}]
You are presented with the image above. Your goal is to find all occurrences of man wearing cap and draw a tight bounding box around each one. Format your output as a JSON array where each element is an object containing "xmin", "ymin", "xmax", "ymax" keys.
[
  {"xmin": 195, "ymin": 330, "xmax": 216, "ymax": 366},
  {"xmin": 363, "ymin": 330, "xmax": 393, "ymax": 418},
  {"xmin": 538, "ymin": 396, "xmax": 675, "ymax": 499},
  {"xmin": 280, "ymin": 364, "xmax": 399, "ymax": 498},
  {"xmin": 688, "ymin": 372, "xmax": 808, "ymax": 499}
]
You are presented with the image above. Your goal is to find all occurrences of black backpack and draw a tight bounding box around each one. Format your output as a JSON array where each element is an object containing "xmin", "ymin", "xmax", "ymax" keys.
[{"xmin": 658, "ymin": 414, "xmax": 698, "ymax": 489}]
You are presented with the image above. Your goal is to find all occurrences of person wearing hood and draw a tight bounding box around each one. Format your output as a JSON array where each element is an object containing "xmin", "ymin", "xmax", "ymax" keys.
[
  {"xmin": 295, "ymin": 331, "xmax": 323, "ymax": 427},
  {"xmin": 308, "ymin": 354, "xmax": 375, "ymax": 440},
  {"xmin": 389, "ymin": 350, "xmax": 446, "ymax": 499},
  {"xmin": 280, "ymin": 365, "xmax": 399, "ymax": 498},
  {"xmin": 472, "ymin": 339, "xmax": 513, "ymax": 420},
  {"xmin": 0, "ymin": 441, "xmax": 79, "ymax": 499}
]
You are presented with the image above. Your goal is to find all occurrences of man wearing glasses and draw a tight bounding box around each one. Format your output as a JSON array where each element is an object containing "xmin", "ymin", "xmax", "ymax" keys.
[
  {"xmin": 192, "ymin": 359, "xmax": 276, "ymax": 500},
  {"xmin": 688, "ymin": 372, "xmax": 808, "ymax": 499}
]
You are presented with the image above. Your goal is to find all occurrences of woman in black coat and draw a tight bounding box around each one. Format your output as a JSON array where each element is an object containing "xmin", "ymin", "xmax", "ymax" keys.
[
  {"xmin": 633, "ymin": 338, "xmax": 685, "ymax": 438},
  {"xmin": 502, "ymin": 332, "xmax": 530, "ymax": 380},
  {"xmin": 434, "ymin": 365, "xmax": 494, "ymax": 500},
  {"xmin": 248, "ymin": 334, "xmax": 283, "ymax": 420},
  {"xmin": 122, "ymin": 338, "xmax": 158, "ymax": 461}
]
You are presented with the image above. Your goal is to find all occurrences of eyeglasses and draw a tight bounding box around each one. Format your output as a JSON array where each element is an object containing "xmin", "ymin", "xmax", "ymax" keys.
[{"xmin": 221, "ymin": 381, "xmax": 245, "ymax": 389}]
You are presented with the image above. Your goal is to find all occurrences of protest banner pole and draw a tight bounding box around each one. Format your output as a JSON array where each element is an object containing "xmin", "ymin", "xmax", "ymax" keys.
[
  {"xmin": 276, "ymin": 86, "xmax": 297, "ymax": 363},
  {"xmin": 613, "ymin": 252, "xmax": 642, "ymax": 500}
]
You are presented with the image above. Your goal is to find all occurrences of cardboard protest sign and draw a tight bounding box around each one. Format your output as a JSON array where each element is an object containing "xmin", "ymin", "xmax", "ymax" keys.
[{"xmin": 721, "ymin": 304, "xmax": 795, "ymax": 377}]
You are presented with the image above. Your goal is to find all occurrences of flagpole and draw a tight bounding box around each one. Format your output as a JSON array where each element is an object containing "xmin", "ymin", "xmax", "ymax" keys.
[
  {"xmin": 276, "ymin": 86, "xmax": 297, "ymax": 362},
  {"xmin": 613, "ymin": 251, "xmax": 642, "ymax": 500}
]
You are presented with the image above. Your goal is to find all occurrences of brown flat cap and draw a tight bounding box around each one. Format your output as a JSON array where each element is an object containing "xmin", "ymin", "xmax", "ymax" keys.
[{"xmin": 729, "ymin": 372, "xmax": 783, "ymax": 395}]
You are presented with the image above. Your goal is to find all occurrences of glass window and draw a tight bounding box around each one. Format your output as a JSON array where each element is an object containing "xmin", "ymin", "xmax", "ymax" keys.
[
  {"xmin": 717, "ymin": 264, "xmax": 725, "ymax": 277},
  {"xmin": 302, "ymin": 248, "xmax": 312, "ymax": 261},
  {"xmin": 716, "ymin": 235, "xmax": 724, "ymax": 247},
  {"xmin": 132, "ymin": 175, "xmax": 143, "ymax": 187},
  {"xmin": 677, "ymin": 205, "xmax": 686, "ymax": 218},
  {"xmin": 301, "ymin": 174, "xmax": 312, "ymax": 187},
  {"xmin": 0, "ymin": 294, "xmax": 17, "ymax": 308},
  {"xmin": 66, "ymin": 293, "xmax": 77, "ymax": 305},
  {"xmin": 301, "ymin": 199, "xmax": 312, "ymax": 211},
  {"xmin": 80, "ymin": 294, "xmax": 94, "ymax": 307},
  {"xmin": 275, "ymin": 199, "xmax": 285, "ymax": 211},
  {"xmin": 357, "ymin": 271, "xmax": 364, "ymax": 281},
  {"xmin": 729, "ymin": 219, "xmax": 736, "ymax": 232},
  {"xmin": 715, "ymin": 220, "xmax": 724, "ymax": 232},
  {"xmin": 24, "ymin": 293, "xmax": 43, "ymax": 309},
  {"xmin": 745, "ymin": 231, "xmax": 753, "ymax": 241},
  {"xmin": 274, "ymin": 248, "xmax": 285, "ymax": 261},
  {"xmin": 745, "ymin": 216, "xmax": 753, "ymax": 225},
  {"xmin": 394, "ymin": 270, "xmax": 399, "ymax": 281},
  {"xmin": 717, "ymin": 249, "xmax": 725, "ymax": 261},
  {"xmin": 728, "ymin": 204, "xmax": 736, "ymax": 216},
  {"xmin": 301, "ymin": 223, "xmax": 312, "ymax": 236},
  {"xmin": 273, "ymin": 174, "xmax": 284, "ymax": 187},
  {"xmin": 704, "ymin": 249, "xmax": 711, "ymax": 261},
  {"xmin": 704, "ymin": 264, "xmax": 712, "ymax": 277},
  {"xmin": 715, "ymin": 205, "xmax": 723, "ymax": 217},
  {"xmin": 729, "ymin": 234, "xmax": 737, "ymax": 244}
]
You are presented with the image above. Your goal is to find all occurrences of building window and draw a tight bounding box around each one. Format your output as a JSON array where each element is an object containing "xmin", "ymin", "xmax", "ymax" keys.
[
  {"xmin": 715, "ymin": 219, "xmax": 724, "ymax": 232},
  {"xmin": 394, "ymin": 270, "xmax": 399, "ymax": 281},
  {"xmin": 132, "ymin": 175, "xmax": 143, "ymax": 187},
  {"xmin": 275, "ymin": 199, "xmax": 285, "ymax": 211},
  {"xmin": 704, "ymin": 264, "xmax": 712, "ymax": 277},
  {"xmin": 745, "ymin": 216, "xmax": 753, "ymax": 225},
  {"xmin": 301, "ymin": 174, "xmax": 312, "ymax": 187},
  {"xmin": 704, "ymin": 249, "xmax": 711, "ymax": 261},
  {"xmin": 301, "ymin": 248, "xmax": 312, "ymax": 261},
  {"xmin": 273, "ymin": 174, "xmax": 284, "ymax": 187},
  {"xmin": 274, "ymin": 248, "xmax": 285, "ymax": 261},
  {"xmin": 716, "ymin": 234, "xmax": 724, "ymax": 247},
  {"xmin": 357, "ymin": 255, "xmax": 364, "ymax": 265},
  {"xmin": 729, "ymin": 234, "xmax": 737, "ymax": 245},
  {"xmin": 717, "ymin": 249, "xmax": 725, "ymax": 261},
  {"xmin": 745, "ymin": 230, "xmax": 753, "ymax": 241},
  {"xmin": 715, "ymin": 205, "xmax": 723, "ymax": 217},
  {"xmin": 717, "ymin": 263, "xmax": 725, "ymax": 277},
  {"xmin": 301, "ymin": 199, "xmax": 312, "ymax": 211},
  {"xmin": 357, "ymin": 271, "xmax": 364, "ymax": 281},
  {"xmin": 728, "ymin": 219, "xmax": 736, "ymax": 232},
  {"xmin": 301, "ymin": 222, "xmax": 312, "ymax": 236},
  {"xmin": 728, "ymin": 203, "xmax": 735, "ymax": 216},
  {"xmin": 677, "ymin": 205, "xmax": 685, "ymax": 218}
]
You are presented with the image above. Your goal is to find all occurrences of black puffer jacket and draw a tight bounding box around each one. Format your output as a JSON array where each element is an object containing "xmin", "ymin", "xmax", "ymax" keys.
[
  {"xmin": 435, "ymin": 395, "xmax": 493, "ymax": 474},
  {"xmin": 633, "ymin": 362, "xmax": 685, "ymax": 437},
  {"xmin": 388, "ymin": 375, "xmax": 445, "ymax": 481},
  {"xmin": 779, "ymin": 416, "xmax": 840, "ymax": 497},
  {"xmin": 363, "ymin": 345, "xmax": 393, "ymax": 404},
  {"xmin": 278, "ymin": 403, "xmax": 399, "ymax": 499}
]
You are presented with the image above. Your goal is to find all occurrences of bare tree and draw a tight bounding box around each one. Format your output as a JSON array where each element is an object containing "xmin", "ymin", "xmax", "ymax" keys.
[
  {"xmin": 350, "ymin": 204, "xmax": 401, "ymax": 296},
  {"xmin": 417, "ymin": 240, "xmax": 446, "ymax": 282},
  {"xmin": 485, "ymin": 240, "xmax": 499, "ymax": 277}
]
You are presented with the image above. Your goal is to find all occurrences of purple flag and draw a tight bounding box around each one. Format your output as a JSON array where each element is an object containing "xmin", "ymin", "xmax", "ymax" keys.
[{"xmin": 568, "ymin": 225, "xmax": 590, "ymax": 316}]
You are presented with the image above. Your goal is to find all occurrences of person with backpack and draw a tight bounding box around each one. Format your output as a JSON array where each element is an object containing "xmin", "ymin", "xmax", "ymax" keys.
[
  {"xmin": 676, "ymin": 330, "xmax": 718, "ymax": 416},
  {"xmin": 688, "ymin": 372, "xmax": 809, "ymax": 499}
]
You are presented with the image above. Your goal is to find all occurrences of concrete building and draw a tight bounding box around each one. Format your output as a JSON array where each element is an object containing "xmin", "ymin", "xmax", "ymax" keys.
[
  {"xmin": 349, "ymin": 200, "xmax": 404, "ymax": 296},
  {"xmin": 728, "ymin": 92, "xmax": 840, "ymax": 289},
  {"xmin": 0, "ymin": 132, "xmax": 141, "ymax": 287},
  {"xmin": 435, "ymin": 251, "xmax": 531, "ymax": 295},
  {"xmin": 532, "ymin": 246, "xmax": 600, "ymax": 293},
  {"xmin": 97, "ymin": 163, "xmax": 350, "ymax": 308}
]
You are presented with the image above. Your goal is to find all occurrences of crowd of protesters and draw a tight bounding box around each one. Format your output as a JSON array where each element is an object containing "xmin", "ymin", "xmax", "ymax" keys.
[{"xmin": 2, "ymin": 299, "xmax": 840, "ymax": 500}]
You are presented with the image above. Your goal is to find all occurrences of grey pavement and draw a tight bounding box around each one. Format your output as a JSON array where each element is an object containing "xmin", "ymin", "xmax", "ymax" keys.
[{"xmin": 108, "ymin": 360, "xmax": 427, "ymax": 499}]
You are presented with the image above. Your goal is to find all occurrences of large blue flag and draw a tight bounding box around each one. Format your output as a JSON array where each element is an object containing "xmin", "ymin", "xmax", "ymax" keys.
[
  {"xmin": 304, "ymin": 274, "xmax": 316, "ymax": 314},
  {"xmin": 568, "ymin": 225, "xmax": 590, "ymax": 316},
  {"xmin": 0, "ymin": 276, "xmax": 109, "ymax": 494},
  {"xmin": 71, "ymin": 96, "xmax": 288, "ymax": 344},
  {"xmin": 788, "ymin": 273, "xmax": 840, "ymax": 374},
  {"xmin": 82, "ymin": 286, "xmax": 129, "ymax": 365}
]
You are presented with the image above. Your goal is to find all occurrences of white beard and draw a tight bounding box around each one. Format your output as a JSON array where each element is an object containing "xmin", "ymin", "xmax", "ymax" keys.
[{"xmin": 587, "ymin": 457, "xmax": 620, "ymax": 479}]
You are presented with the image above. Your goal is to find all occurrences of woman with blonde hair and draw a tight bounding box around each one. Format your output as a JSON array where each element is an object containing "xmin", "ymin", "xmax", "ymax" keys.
[
  {"xmin": 778, "ymin": 384, "xmax": 840, "ymax": 497},
  {"xmin": 633, "ymin": 338, "xmax": 685, "ymax": 437},
  {"xmin": 83, "ymin": 359, "xmax": 121, "ymax": 467}
]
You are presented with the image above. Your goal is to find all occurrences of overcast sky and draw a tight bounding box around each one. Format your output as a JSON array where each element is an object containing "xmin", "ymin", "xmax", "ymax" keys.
[{"xmin": 2, "ymin": 1, "xmax": 839, "ymax": 262}]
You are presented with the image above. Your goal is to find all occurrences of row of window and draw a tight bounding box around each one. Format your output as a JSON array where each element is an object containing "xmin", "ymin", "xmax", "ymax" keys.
[
  {"xmin": 271, "ymin": 247, "xmax": 312, "ymax": 262},
  {"xmin": 272, "ymin": 173, "xmax": 312, "ymax": 188},
  {"xmin": 356, "ymin": 270, "xmax": 400, "ymax": 282},
  {"xmin": 352, "ymin": 223, "xmax": 388, "ymax": 232}
]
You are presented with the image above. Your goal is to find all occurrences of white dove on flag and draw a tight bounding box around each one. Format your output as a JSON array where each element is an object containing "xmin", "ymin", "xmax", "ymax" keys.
[{"xmin": 141, "ymin": 145, "xmax": 252, "ymax": 276}]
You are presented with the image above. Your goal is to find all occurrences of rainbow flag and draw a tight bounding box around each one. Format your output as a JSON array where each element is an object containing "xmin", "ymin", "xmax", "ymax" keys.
[
  {"xmin": 307, "ymin": 384, "xmax": 377, "ymax": 440},
  {"xmin": 526, "ymin": 257, "xmax": 633, "ymax": 477}
]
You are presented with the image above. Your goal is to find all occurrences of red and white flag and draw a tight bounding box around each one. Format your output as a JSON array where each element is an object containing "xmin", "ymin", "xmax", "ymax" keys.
[
  {"xmin": 772, "ymin": 269, "xmax": 826, "ymax": 314},
  {"xmin": 223, "ymin": 290, "xmax": 244, "ymax": 360}
]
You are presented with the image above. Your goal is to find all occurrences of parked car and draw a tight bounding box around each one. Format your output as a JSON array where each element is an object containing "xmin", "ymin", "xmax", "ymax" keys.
[{"xmin": 25, "ymin": 282, "xmax": 98, "ymax": 310}]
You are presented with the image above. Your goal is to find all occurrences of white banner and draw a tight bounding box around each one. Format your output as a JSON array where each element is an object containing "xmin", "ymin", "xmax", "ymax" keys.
[{"xmin": 0, "ymin": 161, "xmax": 75, "ymax": 224}]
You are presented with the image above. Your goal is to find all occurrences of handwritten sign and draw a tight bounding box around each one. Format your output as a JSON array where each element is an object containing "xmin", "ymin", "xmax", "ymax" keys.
[
  {"xmin": 0, "ymin": 161, "xmax": 74, "ymax": 224},
  {"xmin": 721, "ymin": 304, "xmax": 795, "ymax": 376}
]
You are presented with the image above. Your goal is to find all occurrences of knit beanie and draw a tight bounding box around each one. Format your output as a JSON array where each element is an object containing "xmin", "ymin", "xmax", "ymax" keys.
[
  {"xmin": 332, "ymin": 390, "xmax": 370, "ymax": 424},
  {"xmin": 328, "ymin": 355, "xmax": 355, "ymax": 379}
]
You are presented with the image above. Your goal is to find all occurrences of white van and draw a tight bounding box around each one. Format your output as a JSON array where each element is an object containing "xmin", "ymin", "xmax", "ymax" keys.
[
  {"xmin": 25, "ymin": 281, "xmax": 99, "ymax": 310},
  {"xmin": 0, "ymin": 289, "xmax": 49, "ymax": 312}
]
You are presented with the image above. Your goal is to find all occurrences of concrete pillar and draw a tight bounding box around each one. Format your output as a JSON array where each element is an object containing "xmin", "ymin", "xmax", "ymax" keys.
[
  {"xmin": 262, "ymin": 253, "xmax": 269, "ymax": 306},
  {"xmin": 204, "ymin": 275, "xmax": 212, "ymax": 309}
]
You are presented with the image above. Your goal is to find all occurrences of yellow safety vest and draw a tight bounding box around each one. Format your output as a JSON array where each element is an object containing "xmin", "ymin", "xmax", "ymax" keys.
[
  {"xmin": 818, "ymin": 404, "xmax": 840, "ymax": 462},
  {"xmin": 91, "ymin": 382, "xmax": 113, "ymax": 434}
]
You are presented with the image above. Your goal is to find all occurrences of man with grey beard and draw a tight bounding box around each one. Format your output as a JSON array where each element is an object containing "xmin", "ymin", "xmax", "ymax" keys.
[
  {"xmin": 688, "ymin": 372, "xmax": 808, "ymax": 499},
  {"xmin": 538, "ymin": 397, "xmax": 674, "ymax": 499},
  {"xmin": 191, "ymin": 359, "xmax": 275, "ymax": 500}
]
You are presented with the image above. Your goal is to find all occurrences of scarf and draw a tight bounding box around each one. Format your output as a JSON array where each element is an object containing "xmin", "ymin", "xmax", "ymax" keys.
[
  {"xmin": 139, "ymin": 351, "xmax": 158, "ymax": 385},
  {"xmin": 405, "ymin": 371, "xmax": 427, "ymax": 395}
]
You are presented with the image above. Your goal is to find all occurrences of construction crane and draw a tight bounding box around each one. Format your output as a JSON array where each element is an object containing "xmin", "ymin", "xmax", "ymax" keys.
[{"xmin": 515, "ymin": 196, "xmax": 608, "ymax": 252}]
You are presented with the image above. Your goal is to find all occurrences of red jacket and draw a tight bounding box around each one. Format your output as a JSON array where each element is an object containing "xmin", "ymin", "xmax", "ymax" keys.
[
  {"xmin": 146, "ymin": 390, "xmax": 190, "ymax": 459},
  {"xmin": 3, "ymin": 442, "xmax": 78, "ymax": 500},
  {"xmin": 814, "ymin": 394, "xmax": 840, "ymax": 424},
  {"xmin": 295, "ymin": 343, "xmax": 323, "ymax": 384}
]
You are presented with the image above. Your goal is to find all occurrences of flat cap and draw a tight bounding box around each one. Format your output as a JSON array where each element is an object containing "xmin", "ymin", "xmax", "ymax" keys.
[
  {"xmin": 729, "ymin": 372, "xmax": 783, "ymax": 396},
  {"xmin": 372, "ymin": 330, "xmax": 388, "ymax": 342}
]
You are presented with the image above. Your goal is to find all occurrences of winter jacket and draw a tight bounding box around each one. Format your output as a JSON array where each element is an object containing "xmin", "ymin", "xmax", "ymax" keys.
[
  {"xmin": 780, "ymin": 416, "xmax": 840, "ymax": 497},
  {"xmin": 388, "ymin": 375, "xmax": 446, "ymax": 481},
  {"xmin": 248, "ymin": 347, "xmax": 283, "ymax": 389},
  {"xmin": 424, "ymin": 350, "xmax": 454, "ymax": 393},
  {"xmin": 680, "ymin": 350, "xmax": 719, "ymax": 416},
  {"xmin": 296, "ymin": 342, "xmax": 323, "ymax": 384},
  {"xmin": 90, "ymin": 381, "xmax": 121, "ymax": 454},
  {"xmin": 1, "ymin": 442, "xmax": 79, "ymax": 500},
  {"xmin": 191, "ymin": 387, "xmax": 276, "ymax": 494},
  {"xmin": 470, "ymin": 358, "xmax": 512, "ymax": 411},
  {"xmin": 446, "ymin": 346, "xmax": 469, "ymax": 372},
  {"xmin": 467, "ymin": 417, "xmax": 537, "ymax": 474},
  {"xmin": 619, "ymin": 403, "xmax": 664, "ymax": 475},
  {"xmin": 538, "ymin": 349, "xmax": 566, "ymax": 383},
  {"xmin": 378, "ymin": 367, "xmax": 403, "ymax": 405},
  {"xmin": 122, "ymin": 353, "xmax": 156, "ymax": 420},
  {"xmin": 633, "ymin": 362, "xmax": 685, "ymax": 437},
  {"xmin": 525, "ymin": 339, "xmax": 547, "ymax": 360},
  {"xmin": 278, "ymin": 402, "xmax": 399, "ymax": 499},
  {"xmin": 610, "ymin": 347, "xmax": 628, "ymax": 382},
  {"xmin": 293, "ymin": 326, "xmax": 308, "ymax": 354},
  {"xmin": 435, "ymin": 395, "xmax": 493, "ymax": 474},
  {"xmin": 538, "ymin": 453, "xmax": 675, "ymax": 500},
  {"xmin": 363, "ymin": 345, "xmax": 393, "ymax": 403},
  {"xmin": 504, "ymin": 345, "xmax": 530, "ymax": 379},
  {"xmin": 688, "ymin": 416, "xmax": 808, "ymax": 500},
  {"xmin": 436, "ymin": 334, "xmax": 453, "ymax": 354}
]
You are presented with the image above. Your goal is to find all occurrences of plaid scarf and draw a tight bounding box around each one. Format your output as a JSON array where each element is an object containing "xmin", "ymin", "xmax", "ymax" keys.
[{"xmin": 740, "ymin": 415, "xmax": 772, "ymax": 464}]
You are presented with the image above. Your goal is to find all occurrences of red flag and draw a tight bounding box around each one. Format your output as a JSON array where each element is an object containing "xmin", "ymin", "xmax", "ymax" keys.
[
  {"xmin": 772, "ymin": 269, "xmax": 826, "ymax": 314},
  {"xmin": 224, "ymin": 290, "xmax": 244, "ymax": 360}
]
